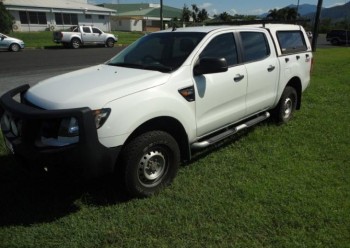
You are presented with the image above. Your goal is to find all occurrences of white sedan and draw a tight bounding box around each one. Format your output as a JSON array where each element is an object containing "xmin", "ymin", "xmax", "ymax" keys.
[{"xmin": 0, "ymin": 33, "xmax": 25, "ymax": 52}]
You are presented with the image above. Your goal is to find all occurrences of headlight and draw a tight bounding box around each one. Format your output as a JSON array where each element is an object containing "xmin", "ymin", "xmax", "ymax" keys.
[
  {"xmin": 39, "ymin": 117, "xmax": 79, "ymax": 147},
  {"xmin": 93, "ymin": 108, "xmax": 111, "ymax": 129},
  {"xmin": 58, "ymin": 117, "xmax": 79, "ymax": 137}
]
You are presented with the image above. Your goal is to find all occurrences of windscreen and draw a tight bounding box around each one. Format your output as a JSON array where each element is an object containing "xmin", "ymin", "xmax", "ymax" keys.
[{"xmin": 107, "ymin": 32, "xmax": 206, "ymax": 72}]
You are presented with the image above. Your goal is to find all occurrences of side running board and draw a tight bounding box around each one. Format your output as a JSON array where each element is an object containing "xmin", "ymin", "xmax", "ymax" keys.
[{"xmin": 191, "ymin": 112, "xmax": 270, "ymax": 150}]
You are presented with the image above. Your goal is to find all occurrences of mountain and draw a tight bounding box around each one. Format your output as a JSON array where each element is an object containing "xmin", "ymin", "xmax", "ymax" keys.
[
  {"xmin": 259, "ymin": 4, "xmax": 317, "ymax": 18},
  {"xmin": 260, "ymin": 2, "xmax": 350, "ymax": 23},
  {"xmin": 321, "ymin": 2, "xmax": 350, "ymax": 22},
  {"xmin": 287, "ymin": 4, "xmax": 318, "ymax": 16}
]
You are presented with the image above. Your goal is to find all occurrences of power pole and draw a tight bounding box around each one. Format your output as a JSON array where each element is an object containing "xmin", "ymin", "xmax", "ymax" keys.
[
  {"xmin": 160, "ymin": 0, "xmax": 163, "ymax": 30},
  {"xmin": 312, "ymin": 0, "xmax": 323, "ymax": 51}
]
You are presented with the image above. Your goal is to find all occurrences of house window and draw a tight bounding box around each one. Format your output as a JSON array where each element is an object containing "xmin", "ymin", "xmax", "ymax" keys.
[
  {"xmin": 19, "ymin": 11, "xmax": 29, "ymax": 24},
  {"xmin": 85, "ymin": 14, "xmax": 92, "ymax": 19},
  {"xmin": 19, "ymin": 11, "xmax": 47, "ymax": 24},
  {"xmin": 98, "ymin": 15, "xmax": 105, "ymax": 20},
  {"xmin": 55, "ymin": 13, "xmax": 78, "ymax": 25}
]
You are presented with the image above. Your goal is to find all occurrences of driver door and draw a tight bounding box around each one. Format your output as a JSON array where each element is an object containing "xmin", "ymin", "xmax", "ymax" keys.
[{"xmin": 194, "ymin": 32, "xmax": 247, "ymax": 137}]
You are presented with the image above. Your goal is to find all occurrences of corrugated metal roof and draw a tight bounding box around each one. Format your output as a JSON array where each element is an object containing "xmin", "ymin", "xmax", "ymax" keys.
[
  {"xmin": 3, "ymin": 0, "xmax": 116, "ymax": 13},
  {"xmin": 100, "ymin": 4, "xmax": 181, "ymax": 18}
]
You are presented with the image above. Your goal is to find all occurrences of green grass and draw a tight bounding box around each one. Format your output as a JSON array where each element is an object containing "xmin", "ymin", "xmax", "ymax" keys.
[
  {"xmin": 0, "ymin": 48, "xmax": 349, "ymax": 247},
  {"xmin": 8, "ymin": 31, "xmax": 143, "ymax": 48}
]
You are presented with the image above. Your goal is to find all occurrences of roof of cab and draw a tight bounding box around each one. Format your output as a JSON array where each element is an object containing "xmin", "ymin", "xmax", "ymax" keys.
[{"xmin": 157, "ymin": 24, "xmax": 302, "ymax": 34}]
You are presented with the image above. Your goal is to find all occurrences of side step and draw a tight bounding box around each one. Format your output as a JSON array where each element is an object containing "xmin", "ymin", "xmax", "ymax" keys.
[{"xmin": 191, "ymin": 112, "xmax": 270, "ymax": 150}]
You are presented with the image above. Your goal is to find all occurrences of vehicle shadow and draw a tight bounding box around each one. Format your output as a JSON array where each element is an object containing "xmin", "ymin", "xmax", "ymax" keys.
[
  {"xmin": 0, "ymin": 120, "xmax": 269, "ymax": 227},
  {"xmin": 0, "ymin": 154, "xmax": 129, "ymax": 227}
]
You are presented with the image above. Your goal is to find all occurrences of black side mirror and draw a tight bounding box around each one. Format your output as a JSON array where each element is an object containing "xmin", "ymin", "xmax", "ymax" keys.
[{"xmin": 194, "ymin": 57, "xmax": 228, "ymax": 76}]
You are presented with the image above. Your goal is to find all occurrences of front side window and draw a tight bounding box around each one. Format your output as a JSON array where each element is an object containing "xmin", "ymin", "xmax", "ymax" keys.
[
  {"xmin": 277, "ymin": 31, "xmax": 307, "ymax": 54},
  {"xmin": 107, "ymin": 32, "xmax": 206, "ymax": 72},
  {"xmin": 200, "ymin": 33, "xmax": 238, "ymax": 66},
  {"xmin": 92, "ymin": 28, "xmax": 102, "ymax": 34},
  {"xmin": 240, "ymin": 32, "xmax": 270, "ymax": 62}
]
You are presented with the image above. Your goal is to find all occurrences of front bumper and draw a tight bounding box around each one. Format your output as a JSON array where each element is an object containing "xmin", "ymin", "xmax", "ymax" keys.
[{"xmin": 0, "ymin": 84, "xmax": 120, "ymax": 178}]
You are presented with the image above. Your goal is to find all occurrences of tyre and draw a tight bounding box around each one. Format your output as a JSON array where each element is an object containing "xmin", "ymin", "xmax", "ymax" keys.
[
  {"xmin": 71, "ymin": 38, "xmax": 81, "ymax": 49},
  {"xmin": 106, "ymin": 38, "xmax": 115, "ymax": 48},
  {"xmin": 9, "ymin": 43, "xmax": 20, "ymax": 52},
  {"xmin": 120, "ymin": 131, "xmax": 180, "ymax": 198},
  {"xmin": 274, "ymin": 86, "xmax": 297, "ymax": 124}
]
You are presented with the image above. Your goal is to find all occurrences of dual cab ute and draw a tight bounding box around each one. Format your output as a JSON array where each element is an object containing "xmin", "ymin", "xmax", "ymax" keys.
[
  {"xmin": 53, "ymin": 25, "xmax": 117, "ymax": 48},
  {"xmin": 1, "ymin": 24, "xmax": 313, "ymax": 198}
]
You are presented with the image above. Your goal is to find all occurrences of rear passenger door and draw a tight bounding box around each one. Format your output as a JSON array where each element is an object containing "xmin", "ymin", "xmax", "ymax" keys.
[
  {"xmin": 194, "ymin": 32, "xmax": 247, "ymax": 137},
  {"xmin": 240, "ymin": 31, "xmax": 279, "ymax": 115}
]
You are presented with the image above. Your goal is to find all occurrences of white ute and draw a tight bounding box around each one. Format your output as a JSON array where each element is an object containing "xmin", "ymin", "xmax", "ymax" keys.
[
  {"xmin": 0, "ymin": 24, "xmax": 313, "ymax": 197},
  {"xmin": 53, "ymin": 25, "xmax": 117, "ymax": 48}
]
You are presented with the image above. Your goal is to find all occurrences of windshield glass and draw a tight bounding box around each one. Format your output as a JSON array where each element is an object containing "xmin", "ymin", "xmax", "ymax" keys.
[{"xmin": 107, "ymin": 32, "xmax": 206, "ymax": 72}]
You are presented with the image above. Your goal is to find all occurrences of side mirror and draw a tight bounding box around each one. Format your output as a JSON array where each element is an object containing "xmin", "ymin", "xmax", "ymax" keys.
[{"xmin": 194, "ymin": 57, "xmax": 228, "ymax": 76}]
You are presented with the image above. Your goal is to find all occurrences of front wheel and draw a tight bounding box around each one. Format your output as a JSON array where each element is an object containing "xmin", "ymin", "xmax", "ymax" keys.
[
  {"xmin": 274, "ymin": 86, "xmax": 297, "ymax": 124},
  {"xmin": 106, "ymin": 38, "xmax": 115, "ymax": 48},
  {"xmin": 120, "ymin": 131, "xmax": 180, "ymax": 198},
  {"xmin": 10, "ymin": 43, "xmax": 20, "ymax": 52}
]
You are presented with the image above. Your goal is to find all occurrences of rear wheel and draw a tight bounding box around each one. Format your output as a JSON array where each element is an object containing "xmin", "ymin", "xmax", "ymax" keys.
[
  {"xmin": 71, "ymin": 38, "xmax": 81, "ymax": 49},
  {"xmin": 120, "ymin": 131, "xmax": 180, "ymax": 198},
  {"xmin": 274, "ymin": 86, "xmax": 297, "ymax": 124}
]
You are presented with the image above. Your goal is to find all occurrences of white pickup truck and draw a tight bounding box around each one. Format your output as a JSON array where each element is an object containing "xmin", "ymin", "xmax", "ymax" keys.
[
  {"xmin": 53, "ymin": 25, "xmax": 117, "ymax": 48},
  {"xmin": 1, "ymin": 24, "xmax": 312, "ymax": 197}
]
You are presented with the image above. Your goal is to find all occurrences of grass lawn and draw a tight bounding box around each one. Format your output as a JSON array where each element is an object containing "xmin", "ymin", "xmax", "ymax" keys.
[
  {"xmin": 0, "ymin": 48, "xmax": 349, "ymax": 247},
  {"xmin": 8, "ymin": 31, "xmax": 143, "ymax": 48}
]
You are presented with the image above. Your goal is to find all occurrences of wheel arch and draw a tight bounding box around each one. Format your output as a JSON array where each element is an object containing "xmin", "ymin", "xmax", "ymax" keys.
[
  {"xmin": 286, "ymin": 76, "xmax": 302, "ymax": 110},
  {"xmin": 71, "ymin": 37, "xmax": 82, "ymax": 43},
  {"xmin": 124, "ymin": 116, "xmax": 191, "ymax": 163}
]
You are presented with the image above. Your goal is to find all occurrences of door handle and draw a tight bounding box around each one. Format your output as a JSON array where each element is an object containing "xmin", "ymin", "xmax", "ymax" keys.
[
  {"xmin": 234, "ymin": 74, "xmax": 244, "ymax": 82},
  {"xmin": 267, "ymin": 65, "xmax": 275, "ymax": 72},
  {"xmin": 296, "ymin": 55, "xmax": 300, "ymax": 60}
]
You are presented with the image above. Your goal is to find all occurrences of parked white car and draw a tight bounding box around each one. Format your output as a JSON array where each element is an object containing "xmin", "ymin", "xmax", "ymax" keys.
[
  {"xmin": 53, "ymin": 26, "xmax": 117, "ymax": 49},
  {"xmin": 1, "ymin": 24, "xmax": 313, "ymax": 198},
  {"xmin": 0, "ymin": 33, "xmax": 25, "ymax": 52}
]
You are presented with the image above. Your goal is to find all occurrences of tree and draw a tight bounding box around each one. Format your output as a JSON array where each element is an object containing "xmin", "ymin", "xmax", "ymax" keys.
[
  {"xmin": 266, "ymin": 7, "xmax": 298, "ymax": 21},
  {"xmin": 0, "ymin": 2, "xmax": 14, "ymax": 33},
  {"xmin": 218, "ymin": 12, "xmax": 232, "ymax": 22},
  {"xmin": 267, "ymin": 9, "xmax": 279, "ymax": 20},
  {"xmin": 181, "ymin": 4, "xmax": 209, "ymax": 23},
  {"xmin": 181, "ymin": 4, "xmax": 191, "ymax": 22},
  {"xmin": 197, "ymin": 9, "xmax": 208, "ymax": 22}
]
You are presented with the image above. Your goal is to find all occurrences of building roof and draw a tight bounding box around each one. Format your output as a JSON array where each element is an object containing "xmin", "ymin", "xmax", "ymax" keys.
[
  {"xmin": 100, "ymin": 4, "xmax": 182, "ymax": 19},
  {"xmin": 3, "ymin": 0, "xmax": 116, "ymax": 14}
]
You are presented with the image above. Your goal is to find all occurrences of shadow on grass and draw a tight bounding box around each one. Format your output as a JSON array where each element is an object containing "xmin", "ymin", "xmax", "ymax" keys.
[{"xmin": 0, "ymin": 154, "xmax": 129, "ymax": 227}]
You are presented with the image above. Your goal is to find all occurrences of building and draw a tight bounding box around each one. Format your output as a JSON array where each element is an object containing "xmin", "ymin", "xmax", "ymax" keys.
[
  {"xmin": 99, "ymin": 3, "xmax": 182, "ymax": 32},
  {"xmin": 3, "ymin": 0, "xmax": 116, "ymax": 32}
]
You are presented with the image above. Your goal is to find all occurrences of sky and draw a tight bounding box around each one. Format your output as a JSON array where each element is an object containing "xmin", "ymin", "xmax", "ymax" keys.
[{"xmin": 88, "ymin": 0, "xmax": 349, "ymax": 16}]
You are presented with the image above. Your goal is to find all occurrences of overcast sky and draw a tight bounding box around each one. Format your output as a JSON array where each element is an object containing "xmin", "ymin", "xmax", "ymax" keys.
[{"xmin": 89, "ymin": 0, "xmax": 348, "ymax": 15}]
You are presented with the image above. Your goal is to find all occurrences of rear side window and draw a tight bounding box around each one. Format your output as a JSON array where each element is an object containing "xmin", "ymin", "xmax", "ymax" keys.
[
  {"xmin": 240, "ymin": 32, "xmax": 270, "ymax": 62},
  {"xmin": 277, "ymin": 31, "xmax": 307, "ymax": 54}
]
